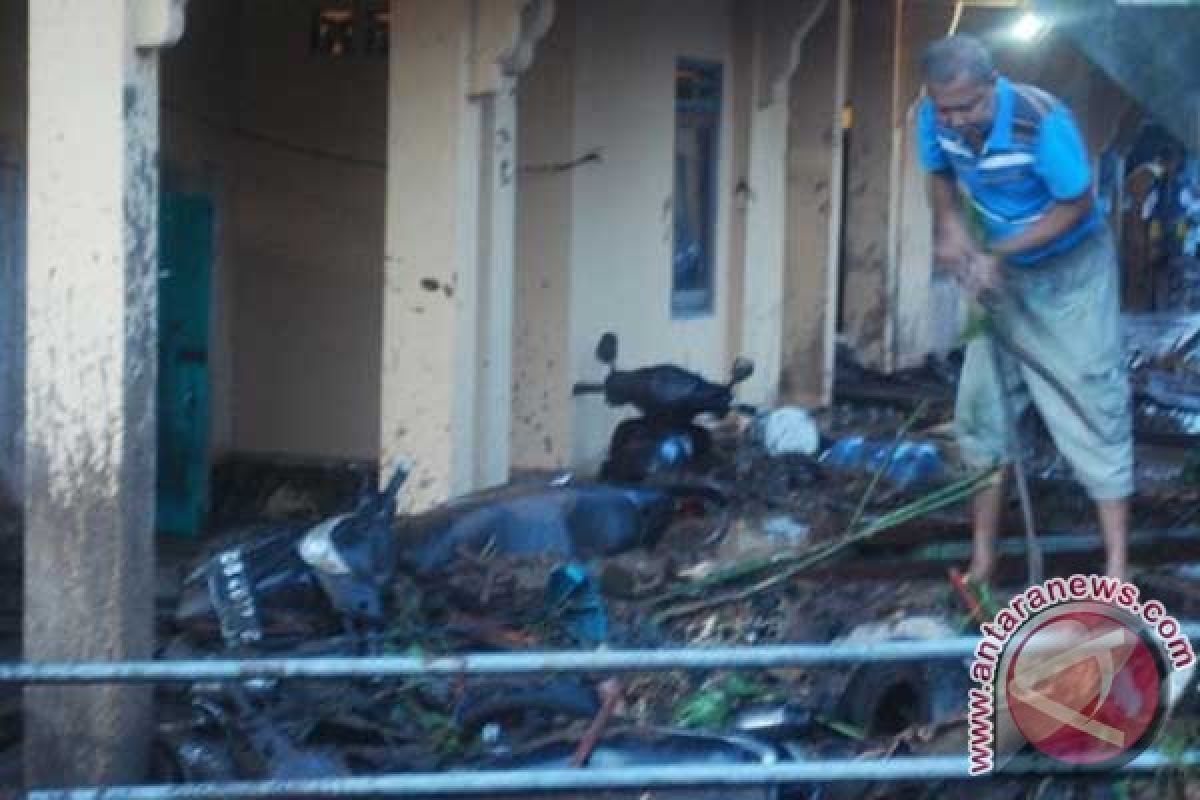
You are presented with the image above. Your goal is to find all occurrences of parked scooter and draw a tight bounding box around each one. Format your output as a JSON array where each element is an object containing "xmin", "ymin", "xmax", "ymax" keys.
[{"xmin": 573, "ymin": 332, "xmax": 754, "ymax": 482}]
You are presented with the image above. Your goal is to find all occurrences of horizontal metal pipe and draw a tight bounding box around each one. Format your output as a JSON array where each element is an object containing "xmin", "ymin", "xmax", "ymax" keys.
[
  {"xmin": 910, "ymin": 528, "xmax": 1200, "ymax": 563},
  {"xmin": 3, "ymin": 623, "xmax": 1198, "ymax": 683},
  {"xmin": 0, "ymin": 639, "xmax": 999, "ymax": 683},
  {"xmin": 26, "ymin": 751, "xmax": 1200, "ymax": 799}
]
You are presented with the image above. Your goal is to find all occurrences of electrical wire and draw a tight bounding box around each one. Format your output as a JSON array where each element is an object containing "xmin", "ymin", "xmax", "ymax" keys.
[{"xmin": 161, "ymin": 98, "xmax": 386, "ymax": 170}]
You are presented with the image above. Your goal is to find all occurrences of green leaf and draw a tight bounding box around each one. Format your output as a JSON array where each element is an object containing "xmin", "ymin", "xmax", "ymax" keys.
[
  {"xmin": 958, "ymin": 307, "xmax": 992, "ymax": 345},
  {"xmin": 816, "ymin": 715, "xmax": 867, "ymax": 741},
  {"xmin": 672, "ymin": 674, "xmax": 770, "ymax": 729}
]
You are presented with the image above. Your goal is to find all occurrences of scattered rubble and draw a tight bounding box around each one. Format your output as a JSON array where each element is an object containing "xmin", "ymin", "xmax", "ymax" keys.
[
  {"xmin": 1124, "ymin": 313, "xmax": 1200, "ymax": 443},
  {"xmin": 142, "ymin": 405, "xmax": 1199, "ymax": 797}
]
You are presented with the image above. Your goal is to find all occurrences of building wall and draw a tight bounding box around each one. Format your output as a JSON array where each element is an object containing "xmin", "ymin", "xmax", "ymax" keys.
[
  {"xmin": 567, "ymin": 0, "xmax": 738, "ymax": 468},
  {"xmin": 229, "ymin": 0, "xmax": 386, "ymax": 461}
]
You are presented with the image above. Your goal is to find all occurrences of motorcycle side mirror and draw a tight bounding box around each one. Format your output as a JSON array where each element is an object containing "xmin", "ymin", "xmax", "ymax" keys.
[
  {"xmin": 596, "ymin": 332, "xmax": 618, "ymax": 366},
  {"xmin": 731, "ymin": 357, "xmax": 755, "ymax": 384}
]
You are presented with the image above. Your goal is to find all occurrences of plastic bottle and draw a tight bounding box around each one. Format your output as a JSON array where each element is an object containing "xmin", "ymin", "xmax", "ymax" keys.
[{"xmin": 820, "ymin": 436, "xmax": 945, "ymax": 489}]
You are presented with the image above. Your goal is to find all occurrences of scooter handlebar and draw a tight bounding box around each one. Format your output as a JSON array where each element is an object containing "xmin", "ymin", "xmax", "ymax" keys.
[{"xmin": 572, "ymin": 382, "xmax": 607, "ymax": 396}]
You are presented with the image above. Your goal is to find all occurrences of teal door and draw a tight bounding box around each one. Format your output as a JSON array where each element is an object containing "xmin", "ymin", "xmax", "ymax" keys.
[{"xmin": 157, "ymin": 190, "xmax": 214, "ymax": 538}]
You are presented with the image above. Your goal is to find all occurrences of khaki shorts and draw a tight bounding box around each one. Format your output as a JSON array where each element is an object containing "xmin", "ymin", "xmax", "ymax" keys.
[{"xmin": 955, "ymin": 230, "xmax": 1134, "ymax": 500}]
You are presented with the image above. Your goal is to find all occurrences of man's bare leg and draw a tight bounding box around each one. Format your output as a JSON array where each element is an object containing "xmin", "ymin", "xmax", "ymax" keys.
[
  {"xmin": 969, "ymin": 470, "xmax": 1008, "ymax": 584},
  {"xmin": 1096, "ymin": 498, "xmax": 1129, "ymax": 581}
]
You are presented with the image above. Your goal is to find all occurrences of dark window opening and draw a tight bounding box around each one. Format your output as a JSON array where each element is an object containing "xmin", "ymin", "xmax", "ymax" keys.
[
  {"xmin": 672, "ymin": 60, "xmax": 722, "ymax": 317},
  {"xmin": 311, "ymin": 2, "xmax": 389, "ymax": 58},
  {"xmin": 312, "ymin": 6, "xmax": 355, "ymax": 58}
]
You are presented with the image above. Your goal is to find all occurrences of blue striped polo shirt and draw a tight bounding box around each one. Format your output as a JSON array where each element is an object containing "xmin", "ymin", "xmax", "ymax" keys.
[{"xmin": 916, "ymin": 76, "xmax": 1101, "ymax": 266}]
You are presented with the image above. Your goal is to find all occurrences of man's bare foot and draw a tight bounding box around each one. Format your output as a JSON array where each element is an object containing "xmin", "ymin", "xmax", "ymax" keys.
[
  {"xmin": 1097, "ymin": 498, "xmax": 1129, "ymax": 583},
  {"xmin": 967, "ymin": 560, "xmax": 993, "ymax": 588}
]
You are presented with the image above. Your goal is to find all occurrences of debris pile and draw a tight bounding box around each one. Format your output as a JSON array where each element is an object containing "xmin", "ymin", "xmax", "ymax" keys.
[
  {"xmin": 1126, "ymin": 313, "xmax": 1200, "ymax": 442},
  {"xmin": 154, "ymin": 418, "xmax": 990, "ymax": 791},
  {"xmin": 5, "ymin": 332, "xmax": 1200, "ymax": 799},
  {"xmin": 146, "ymin": 413, "xmax": 1199, "ymax": 798}
]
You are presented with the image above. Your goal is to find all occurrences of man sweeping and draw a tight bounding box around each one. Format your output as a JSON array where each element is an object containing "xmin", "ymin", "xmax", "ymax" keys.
[{"xmin": 917, "ymin": 35, "xmax": 1133, "ymax": 582}]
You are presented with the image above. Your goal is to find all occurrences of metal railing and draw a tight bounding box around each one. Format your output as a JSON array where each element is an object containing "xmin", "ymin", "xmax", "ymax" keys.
[
  {"xmin": 11, "ymin": 622, "xmax": 1200, "ymax": 682},
  {"xmin": 0, "ymin": 637, "xmax": 1009, "ymax": 683},
  {"xmin": 9, "ymin": 626, "xmax": 1200, "ymax": 798},
  {"xmin": 25, "ymin": 752, "xmax": 1200, "ymax": 800}
]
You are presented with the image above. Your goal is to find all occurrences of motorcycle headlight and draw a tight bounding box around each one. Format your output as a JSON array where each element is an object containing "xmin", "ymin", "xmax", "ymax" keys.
[{"xmin": 298, "ymin": 515, "xmax": 354, "ymax": 575}]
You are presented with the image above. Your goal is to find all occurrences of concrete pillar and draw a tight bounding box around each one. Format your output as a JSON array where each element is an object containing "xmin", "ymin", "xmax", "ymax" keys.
[
  {"xmin": 382, "ymin": 0, "xmax": 550, "ymax": 509},
  {"xmin": 890, "ymin": 1, "xmax": 958, "ymax": 367},
  {"xmin": 382, "ymin": 0, "xmax": 478, "ymax": 508},
  {"xmin": 473, "ymin": 79, "xmax": 518, "ymax": 488},
  {"xmin": 740, "ymin": 100, "xmax": 789, "ymax": 408},
  {"xmin": 781, "ymin": 0, "xmax": 848, "ymax": 406},
  {"xmin": 723, "ymin": 1, "xmax": 753, "ymax": 374},
  {"xmin": 24, "ymin": 0, "xmax": 183, "ymax": 786},
  {"xmin": 512, "ymin": 0, "xmax": 574, "ymax": 471},
  {"xmin": 739, "ymin": 0, "xmax": 835, "ymax": 408},
  {"xmin": 841, "ymin": 0, "xmax": 959, "ymax": 372},
  {"xmin": 841, "ymin": 0, "xmax": 897, "ymax": 371}
]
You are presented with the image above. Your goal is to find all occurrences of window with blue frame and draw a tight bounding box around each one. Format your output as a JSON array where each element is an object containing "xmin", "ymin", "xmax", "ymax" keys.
[{"xmin": 672, "ymin": 60, "xmax": 722, "ymax": 317}]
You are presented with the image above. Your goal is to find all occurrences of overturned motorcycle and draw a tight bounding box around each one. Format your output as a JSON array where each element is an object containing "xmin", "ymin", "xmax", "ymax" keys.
[
  {"xmin": 175, "ymin": 466, "xmax": 721, "ymax": 651},
  {"xmin": 175, "ymin": 463, "xmax": 409, "ymax": 649}
]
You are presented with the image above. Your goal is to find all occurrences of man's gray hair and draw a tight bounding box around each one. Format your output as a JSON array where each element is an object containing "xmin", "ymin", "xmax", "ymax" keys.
[{"xmin": 921, "ymin": 35, "xmax": 995, "ymax": 86}]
